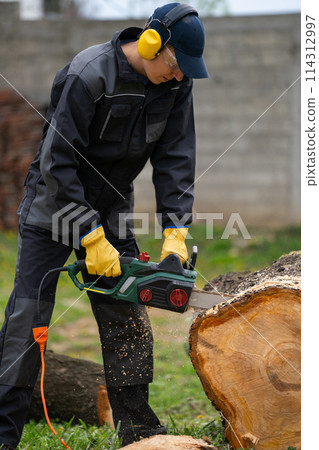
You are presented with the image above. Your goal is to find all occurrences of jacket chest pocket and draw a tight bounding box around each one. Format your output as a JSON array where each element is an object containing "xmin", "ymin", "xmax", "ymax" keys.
[
  {"xmin": 146, "ymin": 98, "xmax": 175, "ymax": 144},
  {"xmin": 99, "ymin": 104, "xmax": 132, "ymax": 142}
]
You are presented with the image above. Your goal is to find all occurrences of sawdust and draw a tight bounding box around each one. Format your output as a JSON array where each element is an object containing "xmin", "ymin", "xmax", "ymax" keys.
[
  {"xmin": 148, "ymin": 308, "xmax": 194, "ymax": 344},
  {"xmin": 49, "ymin": 308, "xmax": 193, "ymax": 359}
]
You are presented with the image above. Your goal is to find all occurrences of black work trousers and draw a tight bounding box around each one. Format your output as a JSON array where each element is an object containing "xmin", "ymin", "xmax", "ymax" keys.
[{"xmin": 0, "ymin": 223, "xmax": 155, "ymax": 448}]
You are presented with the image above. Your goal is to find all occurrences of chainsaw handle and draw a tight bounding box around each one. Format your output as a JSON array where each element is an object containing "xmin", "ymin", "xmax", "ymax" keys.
[
  {"xmin": 71, "ymin": 256, "xmax": 134, "ymax": 273},
  {"xmin": 67, "ymin": 256, "xmax": 135, "ymax": 295},
  {"xmin": 72, "ymin": 259, "xmax": 86, "ymax": 273}
]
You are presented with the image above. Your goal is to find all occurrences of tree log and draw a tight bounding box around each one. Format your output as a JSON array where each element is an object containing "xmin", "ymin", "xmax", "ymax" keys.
[
  {"xmin": 122, "ymin": 434, "xmax": 218, "ymax": 449},
  {"xmin": 189, "ymin": 255, "xmax": 301, "ymax": 450},
  {"xmin": 28, "ymin": 350, "xmax": 114, "ymax": 428}
]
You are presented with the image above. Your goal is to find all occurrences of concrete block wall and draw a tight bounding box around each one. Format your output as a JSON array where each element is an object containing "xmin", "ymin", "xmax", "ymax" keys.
[
  {"xmin": 191, "ymin": 14, "xmax": 301, "ymax": 227},
  {"xmin": 0, "ymin": 2, "xmax": 300, "ymax": 228}
]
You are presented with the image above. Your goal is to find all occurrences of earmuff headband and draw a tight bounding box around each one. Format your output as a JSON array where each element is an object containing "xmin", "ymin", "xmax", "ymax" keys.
[
  {"xmin": 156, "ymin": 5, "xmax": 198, "ymax": 55},
  {"xmin": 160, "ymin": 4, "xmax": 198, "ymax": 29}
]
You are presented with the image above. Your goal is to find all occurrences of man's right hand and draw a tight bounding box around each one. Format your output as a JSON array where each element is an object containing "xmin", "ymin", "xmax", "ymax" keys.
[{"xmin": 80, "ymin": 225, "xmax": 121, "ymax": 277}]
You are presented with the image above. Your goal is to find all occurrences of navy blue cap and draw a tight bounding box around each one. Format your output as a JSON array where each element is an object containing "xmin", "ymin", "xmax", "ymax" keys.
[{"xmin": 149, "ymin": 3, "xmax": 209, "ymax": 79}]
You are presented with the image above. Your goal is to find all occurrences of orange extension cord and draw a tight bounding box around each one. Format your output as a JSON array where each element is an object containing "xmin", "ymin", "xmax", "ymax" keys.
[{"xmin": 33, "ymin": 326, "xmax": 72, "ymax": 450}]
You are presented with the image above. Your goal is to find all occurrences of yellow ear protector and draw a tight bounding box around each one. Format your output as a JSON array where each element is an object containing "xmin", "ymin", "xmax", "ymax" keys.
[
  {"xmin": 137, "ymin": 4, "xmax": 198, "ymax": 61},
  {"xmin": 137, "ymin": 26, "xmax": 163, "ymax": 60}
]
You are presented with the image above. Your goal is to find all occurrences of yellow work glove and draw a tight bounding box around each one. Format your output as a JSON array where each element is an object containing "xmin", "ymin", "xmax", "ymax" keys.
[
  {"xmin": 81, "ymin": 225, "xmax": 121, "ymax": 277},
  {"xmin": 160, "ymin": 227, "xmax": 189, "ymax": 265}
]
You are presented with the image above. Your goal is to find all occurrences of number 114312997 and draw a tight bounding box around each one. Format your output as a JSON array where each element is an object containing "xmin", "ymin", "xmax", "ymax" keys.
[{"xmin": 306, "ymin": 15, "xmax": 316, "ymax": 82}]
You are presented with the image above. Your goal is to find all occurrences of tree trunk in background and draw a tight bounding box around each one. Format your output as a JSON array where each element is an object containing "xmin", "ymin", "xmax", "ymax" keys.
[
  {"xmin": 189, "ymin": 253, "xmax": 301, "ymax": 450},
  {"xmin": 28, "ymin": 350, "xmax": 114, "ymax": 428}
]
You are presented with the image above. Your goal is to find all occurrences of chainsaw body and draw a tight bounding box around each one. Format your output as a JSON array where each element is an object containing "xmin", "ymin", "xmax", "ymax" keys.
[{"xmin": 67, "ymin": 251, "xmax": 197, "ymax": 313}]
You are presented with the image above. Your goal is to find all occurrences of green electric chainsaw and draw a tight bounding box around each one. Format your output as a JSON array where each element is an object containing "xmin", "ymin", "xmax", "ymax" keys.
[{"xmin": 66, "ymin": 247, "xmax": 230, "ymax": 313}]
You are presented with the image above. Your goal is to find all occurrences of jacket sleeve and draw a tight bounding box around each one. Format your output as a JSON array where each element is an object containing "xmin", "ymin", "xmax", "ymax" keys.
[
  {"xmin": 150, "ymin": 78, "xmax": 196, "ymax": 229},
  {"xmin": 39, "ymin": 73, "xmax": 100, "ymax": 238}
]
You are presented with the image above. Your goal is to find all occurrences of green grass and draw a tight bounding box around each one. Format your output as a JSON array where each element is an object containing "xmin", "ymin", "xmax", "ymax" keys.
[
  {"xmin": 0, "ymin": 224, "xmax": 300, "ymax": 449},
  {"xmin": 16, "ymin": 418, "xmax": 122, "ymax": 450},
  {"xmin": 17, "ymin": 417, "xmax": 230, "ymax": 449}
]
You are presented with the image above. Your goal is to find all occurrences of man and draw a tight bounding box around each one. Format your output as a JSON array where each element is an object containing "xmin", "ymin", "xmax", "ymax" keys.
[{"xmin": 0, "ymin": 2, "xmax": 209, "ymax": 448}]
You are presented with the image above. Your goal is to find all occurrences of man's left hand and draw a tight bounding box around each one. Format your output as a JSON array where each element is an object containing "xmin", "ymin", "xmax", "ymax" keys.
[{"xmin": 160, "ymin": 227, "xmax": 188, "ymax": 264}]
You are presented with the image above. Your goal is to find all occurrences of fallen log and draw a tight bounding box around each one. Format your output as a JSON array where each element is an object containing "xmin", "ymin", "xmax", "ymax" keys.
[
  {"xmin": 189, "ymin": 253, "xmax": 301, "ymax": 450},
  {"xmin": 28, "ymin": 350, "xmax": 114, "ymax": 428}
]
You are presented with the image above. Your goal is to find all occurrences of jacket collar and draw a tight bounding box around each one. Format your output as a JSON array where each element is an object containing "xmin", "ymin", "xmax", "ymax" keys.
[{"xmin": 112, "ymin": 27, "xmax": 148, "ymax": 83}]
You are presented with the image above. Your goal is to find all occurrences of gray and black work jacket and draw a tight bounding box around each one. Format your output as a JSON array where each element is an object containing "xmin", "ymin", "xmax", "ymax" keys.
[{"xmin": 19, "ymin": 27, "xmax": 196, "ymax": 244}]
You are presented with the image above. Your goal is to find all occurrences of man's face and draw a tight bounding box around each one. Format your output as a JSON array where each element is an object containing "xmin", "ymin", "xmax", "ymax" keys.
[{"xmin": 143, "ymin": 46, "xmax": 184, "ymax": 84}]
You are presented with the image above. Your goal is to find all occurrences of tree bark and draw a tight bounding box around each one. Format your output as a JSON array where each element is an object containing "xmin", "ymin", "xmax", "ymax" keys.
[
  {"xmin": 203, "ymin": 251, "xmax": 300, "ymax": 295},
  {"xmin": 28, "ymin": 350, "xmax": 114, "ymax": 428},
  {"xmin": 189, "ymin": 255, "xmax": 301, "ymax": 450}
]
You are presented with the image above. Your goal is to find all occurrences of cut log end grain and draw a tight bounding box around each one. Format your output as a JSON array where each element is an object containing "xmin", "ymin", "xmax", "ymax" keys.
[
  {"xmin": 122, "ymin": 434, "xmax": 218, "ymax": 449},
  {"xmin": 189, "ymin": 280, "xmax": 301, "ymax": 450}
]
